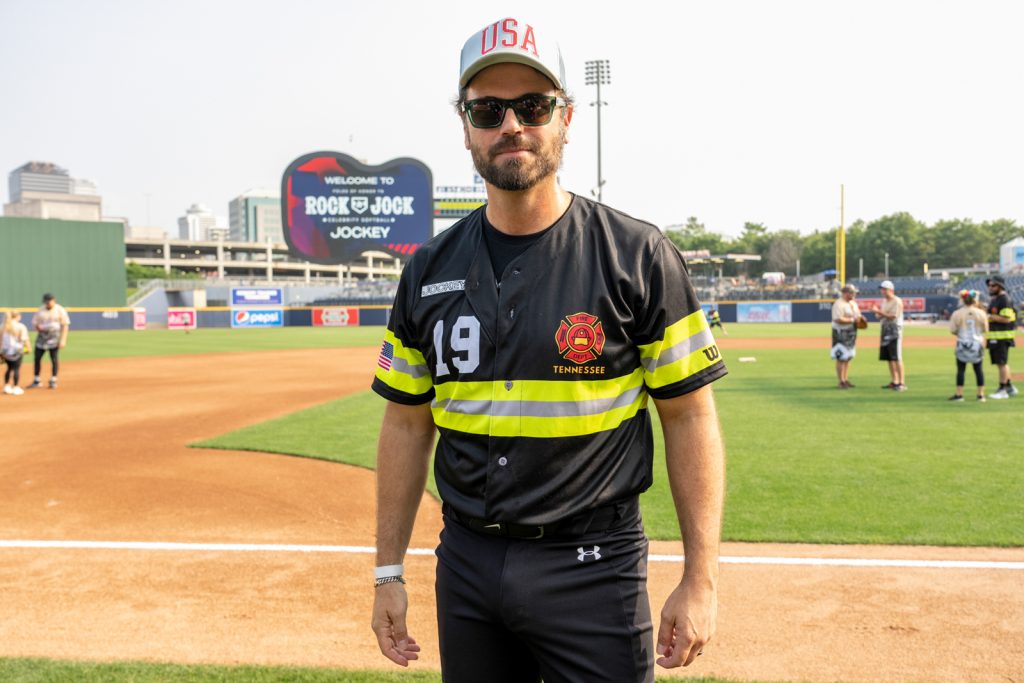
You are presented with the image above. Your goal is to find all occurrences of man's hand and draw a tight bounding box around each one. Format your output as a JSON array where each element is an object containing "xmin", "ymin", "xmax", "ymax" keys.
[
  {"xmin": 371, "ymin": 582, "xmax": 420, "ymax": 666},
  {"xmin": 656, "ymin": 579, "xmax": 717, "ymax": 668}
]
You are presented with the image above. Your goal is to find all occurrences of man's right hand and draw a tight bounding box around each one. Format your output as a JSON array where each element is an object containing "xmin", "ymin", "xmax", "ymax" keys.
[{"xmin": 371, "ymin": 582, "xmax": 420, "ymax": 666}]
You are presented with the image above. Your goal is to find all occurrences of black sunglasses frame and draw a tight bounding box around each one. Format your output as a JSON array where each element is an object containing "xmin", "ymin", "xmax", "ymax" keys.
[{"xmin": 462, "ymin": 94, "xmax": 567, "ymax": 129}]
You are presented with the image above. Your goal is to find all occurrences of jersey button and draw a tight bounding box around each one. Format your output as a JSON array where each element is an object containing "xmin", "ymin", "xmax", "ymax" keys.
[{"xmin": 498, "ymin": 457, "xmax": 508, "ymax": 467}]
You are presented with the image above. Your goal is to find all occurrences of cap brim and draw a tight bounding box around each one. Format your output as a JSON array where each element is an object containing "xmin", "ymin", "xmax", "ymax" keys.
[{"xmin": 460, "ymin": 53, "xmax": 562, "ymax": 89}]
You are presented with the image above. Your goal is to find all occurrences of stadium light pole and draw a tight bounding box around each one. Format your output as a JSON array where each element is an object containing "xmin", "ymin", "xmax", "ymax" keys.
[{"xmin": 584, "ymin": 59, "xmax": 611, "ymax": 204}]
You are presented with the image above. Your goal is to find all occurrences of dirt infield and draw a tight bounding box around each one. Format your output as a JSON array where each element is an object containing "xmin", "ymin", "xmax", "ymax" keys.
[{"xmin": 1, "ymin": 348, "xmax": 1022, "ymax": 682}]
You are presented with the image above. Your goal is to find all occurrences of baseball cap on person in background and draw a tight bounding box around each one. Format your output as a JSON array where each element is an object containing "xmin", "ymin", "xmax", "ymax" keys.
[
  {"xmin": 841, "ymin": 284, "xmax": 858, "ymax": 294},
  {"xmin": 42, "ymin": 293, "xmax": 54, "ymax": 303},
  {"xmin": 879, "ymin": 280, "xmax": 895, "ymax": 291},
  {"xmin": 985, "ymin": 274, "xmax": 1006, "ymax": 289},
  {"xmin": 459, "ymin": 18, "xmax": 566, "ymax": 90}
]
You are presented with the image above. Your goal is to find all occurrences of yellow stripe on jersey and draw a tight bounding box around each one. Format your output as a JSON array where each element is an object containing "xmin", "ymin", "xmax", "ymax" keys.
[
  {"xmin": 374, "ymin": 329, "xmax": 433, "ymax": 396},
  {"xmin": 431, "ymin": 369, "xmax": 649, "ymax": 438},
  {"xmin": 637, "ymin": 310, "xmax": 722, "ymax": 389}
]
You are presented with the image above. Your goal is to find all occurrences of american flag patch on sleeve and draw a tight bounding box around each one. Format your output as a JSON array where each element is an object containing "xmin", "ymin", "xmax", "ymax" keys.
[{"xmin": 377, "ymin": 341, "xmax": 395, "ymax": 371}]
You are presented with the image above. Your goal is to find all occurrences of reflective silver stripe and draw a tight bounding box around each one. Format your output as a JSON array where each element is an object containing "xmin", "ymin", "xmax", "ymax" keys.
[
  {"xmin": 434, "ymin": 384, "xmax": 645, "ymax": 418},
  {"xmin": 391, "ymin": 356, "xmax": 430, "ymax": 379},
  {"xmin": 642, "ymin": 327, "xmax": 717, "ymax": 373}
]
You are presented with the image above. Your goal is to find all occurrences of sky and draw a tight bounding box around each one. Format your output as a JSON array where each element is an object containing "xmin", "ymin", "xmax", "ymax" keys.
[{"xmin": 2, "ymin": 0, "xmax": 1023, "ymax": 238}]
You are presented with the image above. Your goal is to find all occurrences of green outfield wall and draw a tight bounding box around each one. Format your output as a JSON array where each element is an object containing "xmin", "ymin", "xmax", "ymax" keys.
[{"xmin": 0, "ymin": 216, "xmax": 126, "ymax": 307}]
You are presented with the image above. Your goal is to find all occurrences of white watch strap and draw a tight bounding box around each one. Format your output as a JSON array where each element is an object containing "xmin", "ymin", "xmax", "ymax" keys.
[{"xmin": 374, "ymin": 564, "xmax": 404, "ymax": 579}]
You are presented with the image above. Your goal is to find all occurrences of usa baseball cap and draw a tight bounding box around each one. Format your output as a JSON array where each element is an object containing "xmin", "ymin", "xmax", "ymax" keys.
[
  {"xmin": 841, "ymin": 283, "xmax": 858, "ymax": 294},
  {"xmin": 459, "ymin": 18, "xmax": 566, "ymax": 90},
  {"xmin": 879, "ymin": 280, "xmax": 895, "ymax": 291},
  {"xmin": 986, "ymin": 274, "xmax": 1006, "ymax": 288}
]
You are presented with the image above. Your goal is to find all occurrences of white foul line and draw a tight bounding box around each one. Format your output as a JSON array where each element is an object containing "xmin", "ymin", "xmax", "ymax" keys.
[{"xmin": 1, "ymin": 540, "xmax": 1022, "ymax": 570}]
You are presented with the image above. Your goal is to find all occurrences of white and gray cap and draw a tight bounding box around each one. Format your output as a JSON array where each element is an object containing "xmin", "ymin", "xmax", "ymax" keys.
[
  {"xmin": 879, "ymin": 280, "xmax": 895, "ymax": 291},
  {"xmin": 459, "ymin": 18, "xmax": 566, "ymax": 90}
]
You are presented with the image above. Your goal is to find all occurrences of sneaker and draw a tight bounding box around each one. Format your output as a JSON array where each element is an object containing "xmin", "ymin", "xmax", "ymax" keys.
[
  {"xmin": 989, "ymin": 389, "xmax": 1010, "ymax": 400},
  {"xmin": 1008, "ymin": 385, "xmax": 1019, "ymax": 397},
  {"xmin": 844, "ymin": 381, "xmax": 856, "ymax": 388},
  {"xmin": 881, "ymin": 382, "xmax": 897, "ymax": 389},
  {"xmin": 948, "ymin": 395, "xmax": 964, "ymax": 402},
  {"xmin": 11, "ymin": 386, "xmax": 23, "ymax": 396},
  {"xmin": 894, "ymin": 384, "xmax": 908, "ymax": 392},
  {"xmin": 2, "ymin": 385, "xmax": 11, "ymax": 395},
  {"xmin": 48, "ymin": 378, "xmax": 57, "ymax": 389},
  {"xmin": 838, "ymin": 382, "xmax": 848, "ymax": 390},
  {"xmin": 27, "ymin": 380, "xmax": 41, "ymax": 389},
  {"xmin": 976, "ymin": 395, "xmax": 986, "ymax": 403}
]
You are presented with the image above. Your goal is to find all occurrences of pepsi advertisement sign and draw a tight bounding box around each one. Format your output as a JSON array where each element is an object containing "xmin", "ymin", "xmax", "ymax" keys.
[
  {"xmin": 281, "ymin": 152, "xmax": 433, "ymax": 264},
  {"xmin": 231, "ymin": 308, "xmax": 284, "ymax": 328}
]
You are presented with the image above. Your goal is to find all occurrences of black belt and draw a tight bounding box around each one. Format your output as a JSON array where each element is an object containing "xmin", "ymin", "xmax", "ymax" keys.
[{"xmin": 444, "ymin": 498, "xmax": 638, "ymax": 540}]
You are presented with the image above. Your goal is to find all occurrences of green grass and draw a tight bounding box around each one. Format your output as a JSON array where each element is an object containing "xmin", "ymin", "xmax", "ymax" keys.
[
  {"xmin": 0, "ymin": 658, "xmax": 756, "ymax": 682},
  {"xmin": 62, "ymin": 327, "xmax": 386, "ymax": 361},
  {"xmin": 190, "ymin": 325, "xmax": 1024, "ymax": 547}
]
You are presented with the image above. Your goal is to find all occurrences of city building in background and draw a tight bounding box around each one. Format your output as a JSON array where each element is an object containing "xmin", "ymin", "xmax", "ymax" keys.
[
  {"xmin": 4, "ymin": 161, "xmax": 102, "ymax": 221},
  {"xmin": 177, "ymin": 203, "xmax": 219, "ymax": 241},
  {"xmin": 229, "ymin": 189, "xmax": 282, "ymax": 243}
]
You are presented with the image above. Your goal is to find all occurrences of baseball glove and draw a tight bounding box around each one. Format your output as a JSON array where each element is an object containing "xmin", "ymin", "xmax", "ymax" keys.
[{"xmin": 855, "ymin": 316, "xmax": 868, "ymax": 330}]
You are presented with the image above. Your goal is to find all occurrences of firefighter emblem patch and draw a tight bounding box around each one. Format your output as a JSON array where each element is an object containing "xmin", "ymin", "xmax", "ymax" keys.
[{"xmin": 556, "ymin": 312, "xmax": 606, "ymax": 365}]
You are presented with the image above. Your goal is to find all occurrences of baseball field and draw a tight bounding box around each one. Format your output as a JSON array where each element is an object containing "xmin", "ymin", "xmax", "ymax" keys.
[{"xmin": 1, "ymin": 323, "xmax": 1022, "ymax": 682}]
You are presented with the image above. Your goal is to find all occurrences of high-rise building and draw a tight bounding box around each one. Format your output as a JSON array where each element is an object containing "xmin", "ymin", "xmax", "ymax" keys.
[
  {"xmin": 4, "ymin": 161, "xmax": 102, "ymax": 221},
  {"xmin": 229, "ymin": 189, "xmax": 282, "ymax": 243},
  {"xmin": 177, "ymin": 203, "xmax": 218, "ymax": 241}
]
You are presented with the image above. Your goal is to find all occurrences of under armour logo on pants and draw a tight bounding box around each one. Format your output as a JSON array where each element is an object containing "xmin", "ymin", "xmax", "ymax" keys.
[{"xmin": 577, "ymin": 546, "xmax": 601, "ymax": 562}]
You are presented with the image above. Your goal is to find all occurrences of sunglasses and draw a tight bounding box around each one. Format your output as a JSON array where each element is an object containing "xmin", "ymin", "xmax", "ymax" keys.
[{"xmin": 463, "ymin": 94, "xmax": 567, "ymax": 129}]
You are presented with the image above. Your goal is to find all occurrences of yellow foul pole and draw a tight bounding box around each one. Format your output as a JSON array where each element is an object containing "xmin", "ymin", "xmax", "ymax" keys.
[{"xmin": 838, "ymin": 184, "xmax": 846, "ymax": 285}]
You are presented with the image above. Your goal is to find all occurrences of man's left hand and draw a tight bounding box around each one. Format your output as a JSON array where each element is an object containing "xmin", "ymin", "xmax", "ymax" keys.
[{"xmin": 655, "ymin": 579, "xmax": 717, "ymax": 668}]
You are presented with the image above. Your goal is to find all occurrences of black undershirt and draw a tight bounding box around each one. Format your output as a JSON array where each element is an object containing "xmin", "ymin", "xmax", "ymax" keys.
[{"xmin": 481, "ymin": 212, "xmax": 553, "ymax": 282}]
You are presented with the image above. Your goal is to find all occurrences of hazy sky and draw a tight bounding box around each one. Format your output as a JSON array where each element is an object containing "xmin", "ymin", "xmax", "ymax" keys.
[{"xmin": 2, "ymin": 0, "xmax": 1022, "ymax": 237}]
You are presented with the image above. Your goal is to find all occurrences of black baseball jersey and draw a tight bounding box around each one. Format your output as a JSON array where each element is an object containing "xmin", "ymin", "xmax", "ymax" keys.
[
  {"xmin": 372, "ymin": 195, "xmax": 727, "ymax": 524},
  {"xmin": 987, "ymin": 292, "xmax": 1017, "ymax": 342}
]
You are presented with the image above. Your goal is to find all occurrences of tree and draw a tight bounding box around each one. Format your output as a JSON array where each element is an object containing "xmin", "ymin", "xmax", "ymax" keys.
[
  {"xmin": 764, "ymin": 230, "xmax": 802, "ymax": 274},
  {"xmin": 856, "ymin": 213, "xmax": 927, "ymax": 277},
  {"xmin": 929, "ymin": 219, "xmax": 991, "ymax": 268},
  {"xmin": 665, "ymin": 216, "xmax": 727, "ymax": 254}
]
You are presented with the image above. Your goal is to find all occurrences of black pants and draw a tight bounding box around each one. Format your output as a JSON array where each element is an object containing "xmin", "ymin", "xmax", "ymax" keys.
[
  {"xmin": 436, "ymin": 502, "xmax": 653, "ymax": 683},
  {"xmin": 4, "ymin": 357, "xmax": 22, "ymax": 385},
  {"xmin": 956, "ymin": 359, "xmax": 984, "ymax": 388},
  {"xmin": 34, "ymin": 347, "xmax": 59, "ymax": 378}
]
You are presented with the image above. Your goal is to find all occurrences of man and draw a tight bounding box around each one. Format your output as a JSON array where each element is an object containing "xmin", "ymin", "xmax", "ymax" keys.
[
  {"xmin": 370, "ymin": 17, "xmax": 727, "ymax": 682},
  {"xmin": 830, "ymin": 283, "xmax": 864, "ymax": 389},
  {"xmin": 707, "ymin": 306, "xmax": 728, "ymax": 336},
  {"xmin": 984, "ymin": 275, "xmax": 1017, "ymax": 399},
  {"xmin": 871, "ymin": 280, "xmax": 905, "ymax": 390},
  {"xmin": 29, "ymin": 293, "xmax": 70, "ymax": 389}
]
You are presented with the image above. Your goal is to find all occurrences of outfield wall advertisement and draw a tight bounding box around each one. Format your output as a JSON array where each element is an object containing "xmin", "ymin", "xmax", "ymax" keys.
[
  {"xmin": 231, "ymin": 288, "xmax": 283, "ymax": 306},
  {"xmin": 231, "ymin": 309, "xmax": 284, "ymax": 328},
  {"xmin": 737, "ymin": 302, "xmax": 793, "ymax": 323},
  {"xmin": 312, "ymin": 307, "xmax": 360, "ymax": 327},
  {"xmin": 168, "ymin": 308, "xmax": 197, "ymax": 330}
]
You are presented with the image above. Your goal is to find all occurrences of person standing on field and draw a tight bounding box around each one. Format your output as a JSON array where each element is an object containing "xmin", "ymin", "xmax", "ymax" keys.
[
  {"xmin": 369, "ymin": 17, "xmax": 727, "ymax": 683},
  {"xmin": 29, "ymin": 293, "xmax": 69, "ymax": 390},
  {"xmin": 831, "ymin": 283, "xmax": 864, "ymax": 389},
  {"xmin": 948, "ymin": 289, "xmax": 988, "ymax": 402},
  {"xmin": 984, "ymin": 275, "xmax": 1017, "ymax": 399},
  {"xmin": 871, "ymin": 280, "xmax": 905, "ymax": 390},
  {"xmin": 2, "ymin": 311, "xmax": 31, "ymax": 395}
]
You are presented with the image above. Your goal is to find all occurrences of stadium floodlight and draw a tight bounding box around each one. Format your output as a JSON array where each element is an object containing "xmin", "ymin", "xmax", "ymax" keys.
[{"xmin": 584, "ymin": 60, "xmax": 611, "ymax": 204}]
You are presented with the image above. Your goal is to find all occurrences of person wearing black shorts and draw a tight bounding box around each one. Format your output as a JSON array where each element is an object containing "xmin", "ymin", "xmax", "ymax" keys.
[
  {"xmin": 369, "ymin": 17, "xmax": 727, "ymax": 682},
  {"xmin": 984, "ymin": 275, "xmax": 1017, "ymax": 399},
  {"xmin": 871, "ymin": 280, "xmax": 906, "ymax": 390},
  {"xmin": 29, "ymin": 293, "xmax": 70, "ymax": 390}
]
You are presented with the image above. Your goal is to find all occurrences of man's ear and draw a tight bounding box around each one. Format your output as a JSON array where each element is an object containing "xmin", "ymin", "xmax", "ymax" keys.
[
  {"xmin": 562, "ymin": 105, "xmax": 573, "ymax": 143},
  {"xmin": 462, "ymin": 116, "xmax": 471, "ymax": 150}
]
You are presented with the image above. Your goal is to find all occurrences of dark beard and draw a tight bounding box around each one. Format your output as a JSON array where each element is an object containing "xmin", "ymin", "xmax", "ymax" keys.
[{"xmin": 471, "ymin": 133, "xmax": 563, "ymax": 191}]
